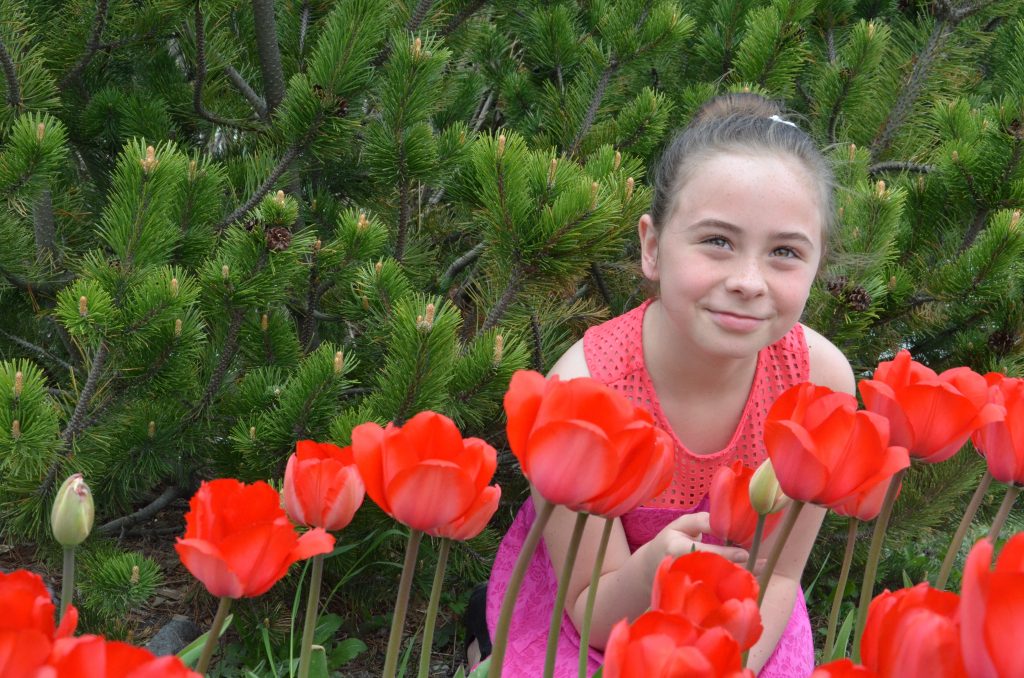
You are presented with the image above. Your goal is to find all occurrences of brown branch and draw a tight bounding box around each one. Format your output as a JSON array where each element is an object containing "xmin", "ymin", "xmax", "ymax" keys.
[
  {"xmin": 1, "ymin": 270, "xmax": 75, "ymax": 295},
  {"xmin": 96, "ymin": 485, "xmax": 186, "ymax": 536},
  {"xmin": 480, "ymin": 267, "xmax": 521, "ymax": 334},
  {"xmin": 193, "ymin": 2, "xmax": 262, "ymax": 131},
  {"xmin": 867, "ymin": 161, "xmax": 935, "ymax": 175},
  {"xmin": 0, "ymin": 35, "xmax": 21, "ymax": 108},
  {"xmin": 33, "ymin": 190, "xmax": 58, "ymax": 264},
  {"xmin": 192, "ymin": 309, "xmax": 245, "ymax": 416},
  {"xmin": 0, "ymin": 328, "xmax": 76, "ymax": 375},
  {"xmin": 440, "ymin": 243, "xmax": 485, "ymax": 290},
  {"xmin": 530, "ymin": 313, "xmax": 543, "ymax": 371},
  {"xmin": 568, "ymin": 58, "xmax": 618, "ymax": 158},
  {"xmin": 225, "ymin": 65, "xmax": 267, "ymax": 120},
  {"xmin": 252, "ymin": 0, "xmax": 287, "ymax": 115},
  {"xmin": 590, "ymin": 262, "xmax": 613, "ymax": 308},
  {"xmin": 58, "ymin": 0, "xmax": 110, "ymax": 90},
  {"xmin": 408, "ymin": 0, "xmax": 435, "ymax": 32},
  {"xmin": 441, "ymin": 0, "xmax": 488, "ymax": 38}
]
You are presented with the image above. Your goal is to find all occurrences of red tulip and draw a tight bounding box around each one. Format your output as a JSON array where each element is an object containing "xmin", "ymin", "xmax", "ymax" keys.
[
  {"xmin": 960, "ymin": 533, "xmax": 1024, "ymax": 678},
  {"xmin": 859, "ymin": 351, "xmax": 1000, "ymax": 463},
  {"xmin": 503, "ymin": 370, "xmax": 673, "ymax": 516},
  {"xmin": 175, "ymin": 479, "xmax": 334, "ymax": 598},
  {"xmin": 650, "ymin": 552, "xmax": 762, "ymax": 651},
  {"xmin": 811, "ymin": 660, "xmax": 880, "ymax": 677},
  {"xmin": 283, "ymin": 440, "xmax": 365, "ymax": 531},
  {"xmin": 765, "ymin": 383, "xmax": 910, "ymax": 509},
  {"xmin": 972, "ymin": 377, "xmax": 1024, "ymax": 486},
  {"xmin": 434, "ymin": 484, "xmax": 501, "ymax": 540},
  {"xmin": 828, "ymin": 474, "xmax": 896, "ymax": 522},
  {"xmin": 46, "ymin": 635, "xmax": 200, "ymax": 677},
  {"xmin": 351, "ymin": 411, "xmax": 500, "ymax": 535},
  {"xmin": 0, "ymin": 569, "xmax": 77, "ymax": 640},
  {"xmin": 708, "ymin": 461, "xmax": 784, "ymax": 548},
  {"xmin": 860, "ymin": 583, "xmax": 966, "ymax": 678},
  {"xmin": 603, "ymin": 611, "xmax": 754, "ymax": 678}
]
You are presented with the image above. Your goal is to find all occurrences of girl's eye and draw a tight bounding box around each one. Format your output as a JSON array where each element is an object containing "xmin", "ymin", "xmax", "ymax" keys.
[
  {"xmin": 703, "ymin": 236, "xmax": 731, "ymax": 248},
  {"xmin": 772, "ymin": 246, "xmax": 800, "ymax": 259}
]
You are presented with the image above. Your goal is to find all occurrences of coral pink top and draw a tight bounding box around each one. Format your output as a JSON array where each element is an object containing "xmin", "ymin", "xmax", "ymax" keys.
[{"xmin": 583, "ymin": 298, "xmax": 810, "ymax": 508}]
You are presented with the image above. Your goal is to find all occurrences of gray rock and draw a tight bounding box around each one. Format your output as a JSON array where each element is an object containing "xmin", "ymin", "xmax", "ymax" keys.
[{"xmin": 144, "ymin": 615, "xmax": 202, "ymax": 656}]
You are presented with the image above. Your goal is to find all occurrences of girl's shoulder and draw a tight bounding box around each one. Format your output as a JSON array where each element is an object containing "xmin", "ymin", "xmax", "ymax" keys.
[
  {"xmin": 547, "ymin": 337, "xmax": 591, "ymax": 379},
  {"xmin": 800, "ymin": 323, "xmax": 856, "ymax": 396}
]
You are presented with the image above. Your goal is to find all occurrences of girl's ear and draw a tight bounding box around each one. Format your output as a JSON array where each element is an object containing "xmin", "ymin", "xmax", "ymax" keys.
[{"xmin": 638, "ymin": 214, "xmax": 660, "ymax": 282}]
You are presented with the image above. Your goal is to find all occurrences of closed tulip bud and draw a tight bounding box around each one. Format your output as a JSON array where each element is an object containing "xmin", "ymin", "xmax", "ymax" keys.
[
  {"xmin": 749, "ymin": 459, "xmax": 790, "ymax": 515},
  {"xmin": 51, "ymin": 474, "xmax": 94, "ymax": 546}
]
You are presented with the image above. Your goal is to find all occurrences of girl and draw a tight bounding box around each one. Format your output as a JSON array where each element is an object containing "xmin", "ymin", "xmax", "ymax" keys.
[{"xmin": 475, "ymin": 93, "xmax": 856, "ymax": 676}]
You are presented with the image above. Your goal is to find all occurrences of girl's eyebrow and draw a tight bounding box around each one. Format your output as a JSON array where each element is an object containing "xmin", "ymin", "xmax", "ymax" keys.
[{"xmin": 688, "ymin": 218, "xmax": 815, "ymax": 246}]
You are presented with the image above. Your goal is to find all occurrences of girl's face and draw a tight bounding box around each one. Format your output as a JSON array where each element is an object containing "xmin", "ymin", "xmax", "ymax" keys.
[{"xmin": 639, "ymin": 152, "xmax": 823, "ymax": 361}]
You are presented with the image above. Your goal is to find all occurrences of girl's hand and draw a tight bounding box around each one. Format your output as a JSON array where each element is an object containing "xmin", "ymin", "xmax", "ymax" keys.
[{"xmin": 653, "ymin": 511, "xmax": 750, "ymax": 565}]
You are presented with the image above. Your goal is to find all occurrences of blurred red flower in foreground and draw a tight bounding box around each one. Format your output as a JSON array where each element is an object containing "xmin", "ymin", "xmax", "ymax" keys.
[
  {"xmin": 284, "ymin": 440, "xmax": 365, "ymax": 531},
  {"xmin": 765, "ymin": 382, "xmax": 909, "ymax": 511},
  {"xmin": 811, "ymin": 659, "xmax": 880, "ymax": 677},
  {"xmin": 352, "ymin": 411, "xmax": 500, "ymax": 537},
  {"xmin": 651, "ymin": 551, "xmax": 762, "ymax": 651},
  {"xmin": 175, "ymin": 479, "xmax": 334, "ymax": 598},
  {"xmin": 47, "ymin": 634, "xmax": 200, "ymax": 677},
  {"xmin": 603, "ymin": 611, "xmax": 754, "ymax": 678},
  {"xmin": 503, "ymin": 369, "xmax": 673, "ymax": 517},
  {"xmin": 708, "ymin": 460, "xmax": 784, "ymax": 548},
  {"xmin": 960, "ymin": 533, "xmax": 1024, "ymax": 678},
  {"xmin": 860, "ymin": 583, "xmax": 966, "ymax": 678},
  {"xmin": 859, "ymin": 350, "xmax": 999, "ymax": 464}
]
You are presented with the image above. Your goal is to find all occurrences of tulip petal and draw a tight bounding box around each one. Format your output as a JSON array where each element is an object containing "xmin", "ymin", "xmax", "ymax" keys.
[
  {"xmin": 983, "ymin": 572, "xmax": 1024, "ymax": 678},
  {"xmin": 859, "ymin": 380, "xmax": 915, "ymax": 450},
  {"xmin": 386, "ymin": 461, "xmax": 476, "ymax": 531},
  {"xmin": 351, "ymin": 421, "xmax": 391, "ymax": 514},
  {"xmin": 764, "ymin": 420, "xmax": 828, "ymax": 502},
  {"xmin": 435, "ymin": 485, "xmax": 501, "ymax": 540},
  {"xmin": 174, "ymin": 538, "xmax": 244, "ymax": 598},
  {"xmin": 521, "ymin": 419, "xmax": 618, "ymax": 507},
  {"xmin": 504, "ymin": 370, "xmax": 548, "ymax": 459}
]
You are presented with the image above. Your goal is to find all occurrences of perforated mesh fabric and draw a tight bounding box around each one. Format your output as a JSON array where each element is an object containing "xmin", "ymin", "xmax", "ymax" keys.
[{"xmin": 583, "ymin": 299, "xmax": 810, "ymax": 509}]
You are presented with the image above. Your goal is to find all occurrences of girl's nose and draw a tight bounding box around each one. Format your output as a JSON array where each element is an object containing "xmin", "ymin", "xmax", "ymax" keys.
[{"xmin": 725, "ymin": 257, "xmax": 768, "ymax": 297}]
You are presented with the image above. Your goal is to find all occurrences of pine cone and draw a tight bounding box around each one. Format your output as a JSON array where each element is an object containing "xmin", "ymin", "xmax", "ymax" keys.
[
  {"xmin": 1009, "ymin": 119, "xmax": 1023, "ymax": 140},
  {"xmin": 846, "ymin": 286, "xmax": 871, "ymax": 312},
  {"xmin": 825, "ymin": 276, "xmax": 848, "ymax": 297},
  {"xmin": 265, "ymin": 226, "xmax": 292, "ymax": 252},
  {"xmin": 988, "ymin": 330, "xmax": 1017, "ymax": 356}
]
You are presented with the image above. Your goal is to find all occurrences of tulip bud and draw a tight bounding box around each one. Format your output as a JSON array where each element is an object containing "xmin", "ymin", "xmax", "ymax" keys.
[
  {"xmin": 749, "ymin": 459, "xmax": 790, "ymax": 515},
  {"xmin": 51, "ymin": 473, "xmax": 95, "ymax": 546}
]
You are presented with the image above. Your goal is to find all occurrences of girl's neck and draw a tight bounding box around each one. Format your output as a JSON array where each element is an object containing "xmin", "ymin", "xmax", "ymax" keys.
[{"xmin": 642, "ymin": 299, "xmax": 760, "ymax": 400}]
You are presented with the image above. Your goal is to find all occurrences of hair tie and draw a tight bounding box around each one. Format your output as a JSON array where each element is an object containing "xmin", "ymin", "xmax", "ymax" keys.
[{"xmin": 769, "ymin": 114, "xmax": 798, "ymax": 129}]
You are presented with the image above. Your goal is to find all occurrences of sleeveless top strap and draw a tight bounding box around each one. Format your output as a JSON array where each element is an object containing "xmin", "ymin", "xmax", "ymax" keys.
[{"xmin": 583, "ymin": 299, "xmax": 810, "ymax": 509}]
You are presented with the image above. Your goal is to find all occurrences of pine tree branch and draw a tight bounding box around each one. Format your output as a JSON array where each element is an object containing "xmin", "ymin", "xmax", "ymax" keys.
[
  {"xmin": 96, "ymin": 484, "xmax": 186, "ymax": 536},
  {"xmin": 395, "ymin": 177, "xmax": 412, "ymax": 262},
  {"xmin": 216, "ymin": 122, "xmax": 321, "ymax": 230},
  {"xmin": 299, "ymin": 253, "xmax": 322, "ymax": 352},
  {"xmin": 58, "ymin": 0, "xmax": 110, "ymax": 91},
  {"xmin": 225, "ymin": 65, "xmax": 267, "ymax": 120},
  {"xmin": 252, "ymin": 0, "xmax": 287, "ymax": 115},
  {"xmin": 530, "ymin": 312, "xmax": 543, "ymax": 371},
  {"xmin": 33, "ymin": 190, "xmax": 58, "ymax": 264},
  {"xmin": 193, "ymin": 308, "xmax": 245, "ymax": 416},
  {"xmin": 568, "ymin": 58, "xmax": 619, "ymax": 159},
  {"xmin": 959, "ymin": 139, "xmax": 1022, "ymax": 252},
  {"xmin": 0, "ymin": 270, "xmax": 75, "ymax": 295},
  {"xmin": 867, "ymin": 161, "xmax": 935, "ymax": 175},
  {"xmin": 0, "ymin": 35, "xmax": 21, "ymax": 108},
  {"xmin": 471, "ymin": 90, "xmax": 495, "ymax": 132},
  {"xmin": 870, "ymin": 15, "xmax": 951, "ymax": 161},
  {"xmin": 590, "ymin": 262, "xmax": 613, "ymax": 308},
  {"xmin": 193, "ymin": 2, "xmax": 262, "ymax": 131},
  {"xmin": 97, "ymin": 27, "xmax": 162, "ymax": 52},
  {"xmin": 408, "ymin": 0, "xmax": 435, "ymax": 32},
  {"xmin": 480, "ymin": 267, "xmax": 521, "ymax": 334},
  {"xmin": 440, "ymin": 243, "xmax": 485, "ymax": 290},
  {"xmin": 441, "ymin": 0, "xmax": 488, "ymax": 38},
  {"xmin": 0, "ymin": 328, "xmax": 76, "ymax": 375},
  {"xmin": 298, "ymin": 1, "xmax": 311, "ymax": 71}
]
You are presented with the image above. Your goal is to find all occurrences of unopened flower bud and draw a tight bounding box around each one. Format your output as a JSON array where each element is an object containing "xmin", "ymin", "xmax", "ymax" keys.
[
  {"xmin": 749, "ymin": 459, "xmax": 790, "ymax": 515},
  {"xmin": 875, "ymin": 180, "xmax": 886, "ymax": 197},
  {"xmin": 170, "ymin": 277, "xmax": 179, "ymax": 297},
  {"xmin": 314, "ymin": 239, "xmax": 322, "ymax": 252},
  {"xmin": 188, "ymin": 160, "xmax": 197, "ymax": 180},
  {"xmin": 888, "ymin": 275, "xmax": 897, "ymax": 290},
  {"xmin": 375, "ymin": 261, "xmax": 382, "ymax": 275},
  {"xmin": 37, "ymin": 123, "xmax": 45, "ymax": 142},
  {"xmin": 497, "ymin": 134, "xmax": 506, "ymax": 158},
  {"xmin": 951, "ymin": 150, "xmax": 959, "ymax": 163},
  {"xmin": 361, "ymin": 295, "xmax": 369, "ymax": 310},
  {"xmin": 334, "ymin": 351, "xmax": 344, "ymax": 374},
  {"xmin": 866, "ymin": 22, "xmax": 876, "ymax": 38},
  {"xmin": 548, "ymin": 157, "xmax": 558, "ymax": 186},
  {"xmin": 917, "ymin": 176, "xmax": 925, "ymax": 192},
  {"xmin": 14, "ymin": 371, "xmax": 23, "ymax": 398},
  {"xmin": 625, "ymin": 177, "xmax": 634, "ymax": 201},
  {"xmin": 1010, "ymin": 210, "xmax": 1021, "ymax": 231},
  {"xmin": 275, "ymin": 190, "xmax": 285, "ymax": 206},
  {"xmin": 249, "ymin": 426, "xmax": 256, "ymax": 440},
  {"xmin": 12, "ymin": 420, "xmax": 20, "ymax": 439},
  {"xmin": 221, "ymin": 264, "xmax": 230, "ymax": 280},
  {"xmin": 358, "ymin": 212, "xmax": 368, "ymax": 230},
  {"xmin": 140, "ymin": 145, "xmax": 157, "ymax": 174},
  {"xmin": 848, "ymin": 143, "xmax": 856, "ymax": 162},
  {"xmin": 417, "ymin": 303, "xmax": 436, "ymax": 331},
  {"xmin": 148, "ymin": 421, "xmax": 155, "ymax": 438},
  {"xmin": 413, "ymin": 37, "xmax": 422, "ymax": 58},
  {"xmin": 51, "ymin": 473, "xmax": 94, "ymax": 546},
  {"xmin": 590, "ymin": 181, "xmax": 599, "ymax": 209},
  {"xmin": 130, "ymin": 566, "xmax": 140, "ymax": 585},
  {"xmin": 79, "ymin": 296, "xmax": 88, "ymax": 316},
  {"xmin": 261, "ymin": 314, "xmax": 269, "ymax": 331},
  {"xmin": 613, "ymin": 151, "xmax": 621, "ymax": 170},
  {"xmin": 174, "ymin": 318, "xmax": 182, "ymax": 336}
]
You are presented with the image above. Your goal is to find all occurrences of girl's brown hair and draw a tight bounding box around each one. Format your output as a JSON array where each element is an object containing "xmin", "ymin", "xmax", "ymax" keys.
[{"xmin": 649, "ymin": 92, "xmax": 835, "ymax": 247}]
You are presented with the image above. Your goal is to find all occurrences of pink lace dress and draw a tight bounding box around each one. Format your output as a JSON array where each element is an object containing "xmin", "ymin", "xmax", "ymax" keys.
[{"xmin": 485, "ymin": 300, "xmax": 816, "ymax": 677}]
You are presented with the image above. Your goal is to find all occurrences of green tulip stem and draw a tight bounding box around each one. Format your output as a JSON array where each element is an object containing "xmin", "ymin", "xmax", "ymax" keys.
[
  {"xmin": 756, "ymin": 501, "xmax": 805, "ymax": 606},
  {"xmin": 490, "ymin": 498, "xmax": 556, "ymax": 678},
  {"xmin": 383, "ymin": 529, "xmax": 423, "ymax": 678},
  {"xmin": 59, "ymin": 545, "xmax": 75, "ymax": 622},
  {"xmin": 298, "ymin": 553, "xmax": 325, "ymax": 678},
  {"xmin": 853, "ymin": 468, "xmax": 905, "ymax": 663},
  {"xmin": 746, "ymin": 514, "xmax": 767, "ymax": 573},
  {"xmin": 196, "ymin": 596, "xmax": 233, "ymax": 675},
  {"xmin": 578, "ymin": 517, "xmax": 614, "ymax": 678},
  {"xmin": 936, "ymin": 470, "xmax": 992, "ymax": 590},
  {"xmin": 417, "ymin": 538, "xmax": 452, "ymax": 678},
  {"xmin": 987, "ymin": 484, "xmax": 1021, "ymax": 543},
  {"xmin": 544, "ymin": 512, "xmax": 589, "ymax": 678},
  {"xmin": 824, "ymin": 519, "xmax": 859, "ymax": 659}
]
